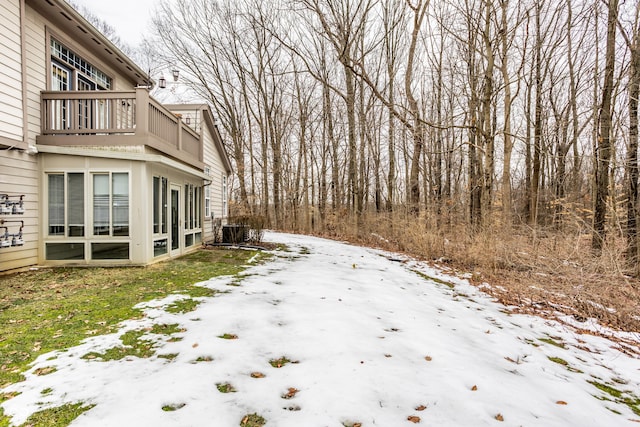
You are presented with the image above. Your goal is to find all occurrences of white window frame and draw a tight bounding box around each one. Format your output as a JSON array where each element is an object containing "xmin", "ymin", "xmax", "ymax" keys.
[
  {"xmin": 222, "ymin": 174, "xmax": 228, "ymax": 218},
  {"xmin": 92, "ymin": 172, "xmax": 130, "ymax": 237},
  {"xmin": 152, "ymin": 176, "xmax": 169, "ymax": 235},
  {"xmin": 47, "ymin": 172, "xmax": 85, "ymax": 237},
  {"xmin": 204, "ymin": 166, "xmax": 211, "ymax": 218}
]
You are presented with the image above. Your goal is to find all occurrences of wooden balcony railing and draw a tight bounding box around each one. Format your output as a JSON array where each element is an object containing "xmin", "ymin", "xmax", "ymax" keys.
[{"xmin": 40, "ymin": 88, "xmax": 203, "ymax": 166}]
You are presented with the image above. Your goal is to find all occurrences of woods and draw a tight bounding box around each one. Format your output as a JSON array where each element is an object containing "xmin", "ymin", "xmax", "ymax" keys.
[{"xmin": 149, "ymin": 0, "xmax": 640, "ymax": 275}]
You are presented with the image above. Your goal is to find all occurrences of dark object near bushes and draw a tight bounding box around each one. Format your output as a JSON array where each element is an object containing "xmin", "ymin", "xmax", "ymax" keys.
[
  {"xmin": 222, "ymin": 224, "xmax": 248, "ymax": 244},
  {"xmin": 224, "ymin": 215, "xmax": 266, "ymax": 244}
]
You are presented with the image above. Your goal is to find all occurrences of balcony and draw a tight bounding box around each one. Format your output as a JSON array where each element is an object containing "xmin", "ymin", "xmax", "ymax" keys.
[{"xmin": 38, "ymin": 88, "xmax": 203, "ymax": 168}]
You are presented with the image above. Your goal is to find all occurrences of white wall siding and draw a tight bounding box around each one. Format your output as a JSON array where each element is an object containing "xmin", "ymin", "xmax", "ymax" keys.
[
  {"xmin": 24, "ymin": 4, "xmax": 46, "ymax": 146},
  {"xmin": 0, "ymin": 0, "xmax": 24, "ymax": 142},
  {"xmin": 0, "ymin": 150, "xmax": 39, "ymax": 271},
  {"xmin": 203, "ymin": 126, "xmax": 226, "ymax": 216}
]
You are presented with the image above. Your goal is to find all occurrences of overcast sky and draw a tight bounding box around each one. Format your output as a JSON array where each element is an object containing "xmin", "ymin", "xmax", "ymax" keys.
[{"xmin": 71, "ymin": 0, "xmax": 157, "ymax": 47}]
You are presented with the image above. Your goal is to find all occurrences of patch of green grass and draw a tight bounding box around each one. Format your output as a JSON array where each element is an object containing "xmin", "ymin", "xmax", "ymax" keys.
[
  {"xmin": 83, "ymin": 323, "xmax": 183, "ymax": 362},
  {"xmin": 16, "ymin": 402, "xmax": 95, "ymax": 427},
  {"xmin": 82, "ymin": 330, "xmax": 155, "ymax": 361},
  {"xmin": 227, "ymin": 279, "xmax": 243, "ymax": 287},
  {"xmin": 538, "ymin": 337, "xmax": 566, "ymax": 349},
  {"xmin": 150, "ymin": 323, "xmax": 183, "ymax": 335},
  {"xmin": 0, "ymin": 392, "xmax": 19, "ymax": 404},
  {"xmin": 0, "ymin": 248, "xmax": 258, "ymax": 391},
  {"xmin": 216, "ymin": 382, "xmax": 236, "ymax": 393},
  {"xmin": 240, "ymin": 413, "xmax": 266, "ymax": 426},
  {"xmin": 547, "ymin": 356, "xmax": 583, "ymax": 373},
  {"xmin": 162, "ymin": 403, "xmax": 186, "ymax": 411},
  {"xmin": 165, "ymin": 298, "xmax": 201, "ymax": 314},
  {"xmin": 589, "ymin": 380, "xmax": 640, "ymax": 416},
  {"xmin": 548, "ymin": 356, "xmax": 568, "ymax": 366},
  {"xmin": 157, "ymin": 353, "xmax": 179, "ymax": 361},
  {"xmin": 299, "ymin": 247, "xmax": 311, "ymax": 255},
  {"xmin": 193, "ymin": 356, "xmax": 213, "ymax": 363},
  {"xmin": 269, "ymin": 356, "xmax": 293, "ymax": 368},
  {"xmin": 33, "ymin": 367, "xmax": 56, "ymax": 376},
  {"xmin": 40, "ymin": 388, "xmax": 53, "ymax": 396},
  {"xmin": 589, "ymin": 381, "xmax": 623, "ymax": 398},
  {"xmin": 414, "ymin": 270, "xmax": 455, "ymax": 289},
  {"xmin": 218, "ymin": 333, "xmax": 238, "ymax": 340}
]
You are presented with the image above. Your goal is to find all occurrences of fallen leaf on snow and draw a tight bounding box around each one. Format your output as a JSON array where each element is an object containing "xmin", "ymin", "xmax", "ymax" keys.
[
  {"xmin": 282, "ymin": 387, "xmax": 299, "ymax": 399},
  {"xmin": 415, "ymin": 405, "xmax": 427, "ymax": 411},
  {"xmin": 471, "ymin": 385, "xmax": 478, "ymax": 391},
  {"xmin": 407, "ymin": 415, "xmax": 421, "ymax": 423},
  {"xmin": 556, "ymin": 401, "xmax": 568, "ymax": 405},
  {"xmin": 495, "ymin": 414, "xmax": 504, "ymax": 422}
]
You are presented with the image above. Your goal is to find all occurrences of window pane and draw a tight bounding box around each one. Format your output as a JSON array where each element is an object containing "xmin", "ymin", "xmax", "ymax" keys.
[
  {"xmin": 189, "ymin": 184, "xmax": 194, "ymax": 230},
  {"xmin": 161, "ymin": 178, "xmax": 168, "ymax": 234},
  {"xmin": 93, "ymin": 174, "xmax": 109, "ymax": 235},
  {"xmin": 204, "ymin": 184, "xmax": 210, "ymax": 218},
  {"xmin": 222, "ymin": 175, "xmax": 227, "ymax": 217},
  {"xmin": 112, "ymin": 173, "xmax": 129, "ymax": 236},
  {"xmin": 154, "ymin": 239, "xmax": 168, "ymax": 257},
  {"xmin": 67, "ymin": 173, "xmax": 84, "ymax": 236},
  {"xmin": 46, "ymin": 243, "xmax": 84, "ymax": 260},
  {"xmin": 92, "ymin": 242, "xmax": 129, "ymax": 260},
  {"xmin": 48, "ymin": 174, "xmax": 64, "ymax": 235},
  {"xmin": 184, "ymin": 184, "xmax": 188, "ymax": 229},
  {"xmin": 195, "ymin": 187, "xmax": 201, "ymax": 229},
  {"xmin": 153, "ymin": 176, "xmax": 159, "ymax": 234}
]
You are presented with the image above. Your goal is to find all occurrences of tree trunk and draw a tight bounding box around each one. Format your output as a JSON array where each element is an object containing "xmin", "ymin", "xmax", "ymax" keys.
[
  {"xmin": 531, "ymin": 1, "xmax": 543, "ymax": 225},
  {"xmin": 406, "ymin": 0, "xmax": 429, "ymax": 213},
  {"xmin": 500, "ymin": 0, "xmax": 513, "ymax": 225},
  {"xmin": 592, "ymin": 0, "xmax": 618, "ymax": 252},
  {"xmin": 627, "ymin": 20, "xmax": 640, "ymax": 270},
  {"xmin": 480, "ymin": 0, "xmax": 495, "ymax": 227}
]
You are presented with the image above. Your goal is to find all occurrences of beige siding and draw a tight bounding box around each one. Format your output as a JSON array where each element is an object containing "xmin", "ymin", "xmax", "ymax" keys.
[
  {"xmin": 0, "ymin": 150, "xmax": 39, "ymax": 271},
  {"xmin": 24, "ymin": 4, "xmax": 46, "ymax": 146},
  {"xmin": 202, "ymin": 124, "xmax": 228, "ymax": 242},
  {"xmin": 168, "ymin": 107, "xmax": 230, "ymax": 242},
  {"xmin": 0, "ymin": 0, "xmax": 24, "ymax": 142},
  {"xmin": 0, "ymin": 2, "xmax": 172, "ymax": 271}
]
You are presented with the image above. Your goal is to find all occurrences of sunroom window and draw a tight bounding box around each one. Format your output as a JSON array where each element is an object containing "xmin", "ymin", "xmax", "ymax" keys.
[{"xmin": 93, "ymin": 172, "xmax": 129, "ymax": 237}]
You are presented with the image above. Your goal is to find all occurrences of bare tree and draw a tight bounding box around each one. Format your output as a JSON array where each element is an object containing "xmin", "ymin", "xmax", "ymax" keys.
[
  {"xmin": 593, "ymin": 0, "xmax": 619, "ymax": 252},
  {"xmin": 619, "ymin": 2, "xmax": 640, "ymax": 270}
]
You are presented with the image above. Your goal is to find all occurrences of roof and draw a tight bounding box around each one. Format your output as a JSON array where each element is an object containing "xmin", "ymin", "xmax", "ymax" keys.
[{"xmin": 27, "ymin": 0, "xmax": 153, "ymax": 87}]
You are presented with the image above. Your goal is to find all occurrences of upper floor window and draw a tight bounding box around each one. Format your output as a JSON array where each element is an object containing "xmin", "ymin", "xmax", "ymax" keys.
[{"xmin": 51, "ymin": 38, "xmax": 112, "ymax": 90}]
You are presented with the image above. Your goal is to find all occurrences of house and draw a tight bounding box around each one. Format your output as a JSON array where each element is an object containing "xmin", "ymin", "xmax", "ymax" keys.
[{"xmin": 0, "ymin": 0, "xmax": 232, "ymax": 272}]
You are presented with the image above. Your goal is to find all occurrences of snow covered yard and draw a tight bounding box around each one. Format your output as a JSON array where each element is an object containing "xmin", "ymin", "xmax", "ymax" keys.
[{"xmin": 2, "ymin": 232, "xmax": 640, "ymax": 426}]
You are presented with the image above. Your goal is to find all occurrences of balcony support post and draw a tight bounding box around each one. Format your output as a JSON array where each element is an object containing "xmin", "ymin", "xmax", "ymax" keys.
[{"xmin": 135, "ymin": 88, "xmax": 149, "ymax": 137}]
